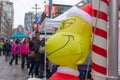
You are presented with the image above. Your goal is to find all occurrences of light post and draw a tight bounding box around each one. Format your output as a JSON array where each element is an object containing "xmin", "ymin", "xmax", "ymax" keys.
[
  {"xmin": 49, "ymin": 0, "xmax": 53, "ymax": 18},
  {"xmin": 32, "ymin": 4, "xmax": 40, "ymax": 32}
]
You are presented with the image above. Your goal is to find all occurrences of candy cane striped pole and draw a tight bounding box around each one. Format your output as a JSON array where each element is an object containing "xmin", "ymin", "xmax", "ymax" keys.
[{"xmin": 92, "ymin": 0, "xmax": 109, "ymax": 80}]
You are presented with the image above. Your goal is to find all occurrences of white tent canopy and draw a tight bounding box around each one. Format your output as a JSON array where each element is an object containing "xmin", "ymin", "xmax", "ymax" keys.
[
  {"xmin": 40, "ymin": 10, "xmax": 68, "ymax": 28},
  {"xmin": 41, "ymin": 18, "xmax": 60, "ymax": 28}
]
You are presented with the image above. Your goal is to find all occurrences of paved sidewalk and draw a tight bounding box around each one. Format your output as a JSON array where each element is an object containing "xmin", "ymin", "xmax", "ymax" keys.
[{"xmin": 0, "ymin": 55, "xmax": 28, "ymax": 80}]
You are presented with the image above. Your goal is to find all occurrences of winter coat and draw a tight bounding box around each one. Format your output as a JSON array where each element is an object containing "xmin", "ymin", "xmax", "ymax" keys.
[
  {"xmin": 11, "ymin": 43, "xmax": 18, "ymax": 54},
  {"xmin": 0, "ymin": 42, "xmax": 3, "ymax": 49},
  {"xmin": 20, "ymin": 42, "xmax": 30, "ymax": 55},
  {"xmin": 4, "ymin": 43, "xmax": 11, "ymax": 51}
]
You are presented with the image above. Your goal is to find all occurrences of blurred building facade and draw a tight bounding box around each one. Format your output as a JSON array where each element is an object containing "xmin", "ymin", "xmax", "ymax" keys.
[
  {"xmin": 0, "ymin": 0, "xmax": 9, "ymax": 2},
  {"xmin": 52, "ymin": 4, "xmax": 72, "ymax": 18},
  {"xmin": 0, "ymin": 0, "xmax": 14, "ymax": 38},
  {"xmin": 24, "ymin": 11, "xmax": 34, "ymax": 31},
  {"xmin": 24, "ymin": 11, "xmax": 43, "ymax": 36},
  {"xmin": 13, "ymin": 25, "xmax": 25, "ymax": 34}
]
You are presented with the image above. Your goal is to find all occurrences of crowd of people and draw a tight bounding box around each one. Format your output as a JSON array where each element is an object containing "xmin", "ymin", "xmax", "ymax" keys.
[
  {"xmin": 0, "ymin": 31, "xmax": 53, "ymax": 79},
  {"xmin": 0, "ymin": 32, "xmax": 91, "ymax": 80}
]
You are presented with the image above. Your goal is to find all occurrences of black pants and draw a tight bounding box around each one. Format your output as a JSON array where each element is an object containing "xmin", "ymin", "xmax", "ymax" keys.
[
  {"xmin": 31, "ymin": 61, "xmax": 39, "ymax": 75},
  {"xmin": 5, "ymin": 50, "xmax": 10, "ymax": 61},
  {"xmin": 21, "ymin": 54, "xmax": 29, "ymax": 69},
  {"xmin": 9, "ymin": 54, "xmax": 18, "ymax": 64},
  {"xmin": 28, "ymin": 57, "xmax": 34, "ymax": 75},
  {"xmin": 0, "ymin": 48, "xmax": 2, "ymax": 56},
  {"xmin": 29, "ymin": 62, "xmax": 34, "ymax": 75},
  {"xmin": 39, "ymin": 63, "xmax": 44, "ymax": 76},
  {"xmin": 3, "ymin": 49, "xmax": 5, "ymax": 55}
]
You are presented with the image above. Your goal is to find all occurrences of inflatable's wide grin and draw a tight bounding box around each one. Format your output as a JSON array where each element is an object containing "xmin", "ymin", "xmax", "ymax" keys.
[{"xmin": 47, "ymin": 34, "xmax": 74, "ymax": 56}]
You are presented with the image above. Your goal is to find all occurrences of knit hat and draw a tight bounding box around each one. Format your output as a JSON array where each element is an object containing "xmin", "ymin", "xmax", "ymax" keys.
[{"xmin": 66, "ymin": 3, "xmax": 92, "ymax": 24}]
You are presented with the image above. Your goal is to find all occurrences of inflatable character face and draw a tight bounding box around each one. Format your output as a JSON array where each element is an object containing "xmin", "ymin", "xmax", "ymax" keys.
[{"xmin": 46, "ymin": 16, "xmax": 91, "ymax": 66}]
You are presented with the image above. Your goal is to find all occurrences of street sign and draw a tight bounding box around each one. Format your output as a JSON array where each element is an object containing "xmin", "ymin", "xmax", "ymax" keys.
[{"xmin": 35, "ymin": 17, "xmax": 40, "ymax": 23}]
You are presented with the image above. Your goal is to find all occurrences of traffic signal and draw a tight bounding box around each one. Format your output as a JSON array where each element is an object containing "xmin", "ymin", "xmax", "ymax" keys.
[{"xmin": 46, "ymin": 14, "xmax": 49, "ymax": 17}]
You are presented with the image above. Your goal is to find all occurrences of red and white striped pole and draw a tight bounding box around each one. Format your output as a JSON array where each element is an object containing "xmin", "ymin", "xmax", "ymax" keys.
[{"xmin": 92, "ymin": 0, "xmax": 109, "ymax": 80}]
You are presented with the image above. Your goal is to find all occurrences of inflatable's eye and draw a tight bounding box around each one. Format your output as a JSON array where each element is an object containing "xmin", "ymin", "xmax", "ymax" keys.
[{"xmin": 60, "ymin": 18, "xmax": 76, "ymax": 30}]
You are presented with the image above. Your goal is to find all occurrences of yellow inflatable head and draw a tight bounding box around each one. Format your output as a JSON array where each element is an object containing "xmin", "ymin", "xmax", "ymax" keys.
[{"xmin": 45, "ymin": 4, "xmax": 92, "ymax": 68}]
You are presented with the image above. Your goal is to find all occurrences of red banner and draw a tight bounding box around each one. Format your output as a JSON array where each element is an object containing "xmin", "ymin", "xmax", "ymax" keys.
[
  {"xmin": 34, "ymin": 24, "xmax": 37, "ymax": 30},
  {"xmin": 52, "ymin": 6, "xmax": 56, "ymax": 15},
  {"xmin": 44, "ymin": 5, "xmax": 49, "ymax": 14},
  {"xmin": 26, "ymin": 31, "xmax": 29, "ymax": 36}
]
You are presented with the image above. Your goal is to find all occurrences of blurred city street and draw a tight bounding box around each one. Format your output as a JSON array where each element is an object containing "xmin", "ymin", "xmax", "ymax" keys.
[
  {"xmin": 0, "ymin": 55, "xmax": 28, "ymax": 80},
  {"xmin": 0, "ymin": 0, "xmax": 119, "ymax": 80}
]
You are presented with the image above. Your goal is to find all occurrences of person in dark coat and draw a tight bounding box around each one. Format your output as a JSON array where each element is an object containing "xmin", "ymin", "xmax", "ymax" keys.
[
  {"xmin": 28, "ymin": 36, "xmax": 41, "ymax": 77},
  {"xmin": 4, "ymin": 40, "xmax": 11, "ymax": 61},
  {"xmin": 0, "ymin": 39, "xmax": 3, "ymax": 56}
]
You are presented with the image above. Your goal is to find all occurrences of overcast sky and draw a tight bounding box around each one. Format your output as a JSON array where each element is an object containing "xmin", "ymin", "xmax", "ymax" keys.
[{"xmin": 10, "ymin": 0, "xmax": 81, "ymax": 28}]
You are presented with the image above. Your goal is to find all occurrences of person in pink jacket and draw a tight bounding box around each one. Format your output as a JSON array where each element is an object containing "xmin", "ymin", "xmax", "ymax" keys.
[
  {"xmin": 9, "ymin": 40, "xmax": 19, "ymax": 65},
  {"xmin": 20, "ymin": 38, "xmax": 30, "ymax": 69}
]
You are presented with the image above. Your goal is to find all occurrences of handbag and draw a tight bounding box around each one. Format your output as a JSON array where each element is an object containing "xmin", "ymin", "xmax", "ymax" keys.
[
  {"xmin": 29, "ymin": 51, "xmax": 36, "ymax": 58},
  {"xmin": 29, "ymin": 41, "xmax": 41, "ymax": 58}
]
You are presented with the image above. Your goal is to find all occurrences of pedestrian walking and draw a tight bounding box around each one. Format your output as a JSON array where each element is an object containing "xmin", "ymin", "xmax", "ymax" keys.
[
  {"xmin": 28, "ymin": 31, "xmax": 42, "ymax": 78},
  {"xmin": 9, "ymin": 40, "xmax": 19, "ymax": 65},
  {"xmin": 0, "ymin": 39, "xmax": 3, "ymax": 56},
  {"xmin": 38, "ymin": 38, "xmax": 45, "ymax": 78},
  {"xmin": 4, "ymin": 40, "xmax": 11, "ymax": 61},
  {"xmin": 20, "ymin": 38, "xmax": 30, "ymax": 70}
]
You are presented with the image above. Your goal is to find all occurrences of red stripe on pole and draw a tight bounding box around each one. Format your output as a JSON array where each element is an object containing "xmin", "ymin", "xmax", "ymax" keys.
[
  {"xmin": 92, "ymin": 26, "xmax": 107, "ymax": 39},
  {"xmin": 44, "ymin": 5, "xmax": 49, "ymax": 14},
  {"xmin": 92, "ymin": 62, "xmax": 107, "ymax": 74},
  {"xmin": 92, "ymin": 44, "xmax": 107, "ymax": 57},
  {"xmin": 102, "ymin": 0, "xmax": 109, "ymax": 5},
  {"xmin": 93, "ymin": 10, "xmax": 108, "ymax": 21},
  {"xmin": 52, "ymin": 6, "xmax": 56, "ymax": 15}
]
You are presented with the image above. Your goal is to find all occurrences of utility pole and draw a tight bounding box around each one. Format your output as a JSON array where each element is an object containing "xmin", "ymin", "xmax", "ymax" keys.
[
  {"xmin": 32, "ymin": 4, "xmax": 40, "ymax": 32},
  {"xmin": 108, "ymin": 0, "xmax": 119, "ymax": 80},
  {"xmin": 49, "ymin": 0, "xmax": 53, "ymax": 18},
  {"xmin": 32, "ymin": 4, "xmax": 40, "ymax": 18}
]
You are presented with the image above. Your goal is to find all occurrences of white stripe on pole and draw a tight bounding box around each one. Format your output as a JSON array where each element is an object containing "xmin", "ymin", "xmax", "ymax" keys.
[
  {"xmin": 92, "ymin": 52, "xmax": 107, "ymax": 68},
  {"xmin": 92, "ymin": 69, "xmax": 107, "ymax": 79},
  {"xmin": 93, "ymin": 35, "xmax": 107, "ymax": 50},
  {"xmin": 93, "ymin": 1, "xmax": 108, "ymax": 14},
  {"xmin": 92, "ymin": 18, "xmax": 108, "ymax": 31}
]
